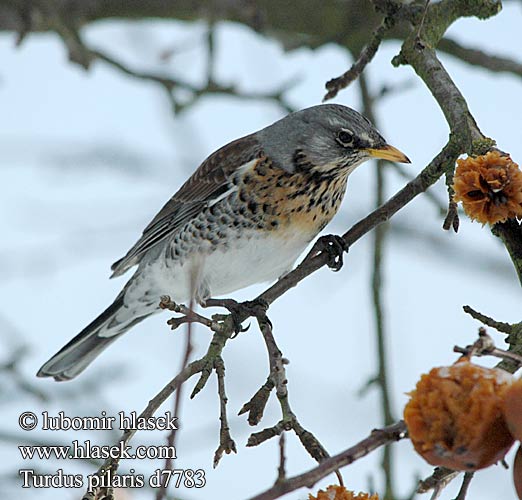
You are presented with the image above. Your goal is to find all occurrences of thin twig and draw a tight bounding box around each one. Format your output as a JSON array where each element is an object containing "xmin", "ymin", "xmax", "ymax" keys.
[
  {"xmin": 155, "ymin": 291, "xmax": 195, "ymax": 500},
  {"xmin": 82, "ymin": 356, "xmax": 206, "ymax": 500},
  {"xmin": 92, "ymin": 46, "xmax": 296, "ymax": 113},
  {"xmin": 238, "ymin": 376, "xmax": 275, "ymax": 426},
  {"xmin": 417, "ymin": 467, "xmax": 460, "ymax": 495},
  {"xmin": 34, "ymin": 11, "xmax": 297, "ymax": 115},
  {"xmin": 491, "ymin": 219, "xmax": 522, "ymax": 287},
  {"xmin": 213, "ymin": 356, "xmax": 237, "ymax": 467},
  {"xmin": 391, "ymin": 163, "xmax": 447, "ymax": 216},
  {"xmin": 159, "ymin": 295, "xmax": 215, "ymax": 330},
  {"xmin": 463, "ymin": 305, "xmax": 513, "ymax": 334},
  {"xmin": 324, "ymin": 16, "xmax": 395, "ymax": 101},
  {"xmin": 454, "ymin": 327, "xmax": 522, "ymax": 368},
  {"xmin": 277, "ymin": 433, "xmax": 286, "ymax": 483},
  {"xmin": 443, "ymin": 169, "xmax": 459, "ymax": 232},
  {"xmin": 247, "ymin": 313, "xmax": 329, "ymax": 463},
  {"xmin": 439, "ymin": 37, "xmax": 522, "ymax": 78},
  {"xmin": 454, "ymin": 472, "xmax": 474, "ymax": 500},
  {"xmin": 248, "ymin": 422, "xmax": 407, "ymax": 500}
]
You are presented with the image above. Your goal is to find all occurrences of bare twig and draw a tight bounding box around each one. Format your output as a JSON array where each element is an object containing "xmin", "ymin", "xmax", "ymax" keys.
[
  {"xmin": 463, "ymin": 305, "xmax": 513, "ymax": 334},
  {"xmin": 324, "ymin": 16, "xmax": 395, "ymax": 101},
  {"xmin": 417, "ymin": 467, "xmax": 459, "ymax": 496},
  {"xmin": 454, "ymin": 327, "xmax": 522, "ymax": 368},
  {"xmin": 82, "ymin": 355, "xmax": 207, "ymax": 500},
  {"xmin": 438, "ymin": 37, "xmax": 522, "ymax": 78},
  {"xmin": 17, "ymin": 4, "xmax": 297, "ymax": 115},
  {"xmin": 491, "ymin": 219, "xmax": 522, "ymax": 287},
  {"xmin": 159, "ymin": 295, "xmax": 215, "ymax": 331},
  {"xmin": 462, "ymin": 306, "xmax": 522, "ymax": 373},
  {"xmin": 92, "ymin": 48, "xmax": 296, "ymax": 114},
  {"xmin": 155, "ymin": 291, "xmax": 195, "ymax": 500},
  {"xmin": 442, "ymin": 170, "xmax": 459, "ymax": 232},
  {"xmin": 390, "ymin": 163, "xmax": 447, "ymax": 216},
  {"xmin": 248, "ymin": 421, "xmax": 407, "ymax": 500},
  {"xmin": 455, "ymin": 472, "xmax": 474, "ymax": 500},
  {"xmin": 277, "ymin": 433, "xmax": 286, "ymax": 483},
  {"xmin": 246, "ymin": 313, "xmax": 330, "ymax": 463},
  {"xmin": 239, "ymin": 376, "xmax": 275, "ymax": 426},
  {"xmin": 213, "ymin": 356, "xmax": 237, "ymax": 467}
]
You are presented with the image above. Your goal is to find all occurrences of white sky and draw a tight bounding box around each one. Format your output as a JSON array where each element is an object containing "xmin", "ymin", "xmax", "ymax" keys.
[{"xmin": 1, "ymin": 4, "xmax": 522, "ymax": 500}]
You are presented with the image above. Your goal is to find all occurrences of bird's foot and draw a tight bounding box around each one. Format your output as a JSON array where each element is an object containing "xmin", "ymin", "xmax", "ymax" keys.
[
  {"xmin": 201, "ymin": 298, "xmax": 270, "ymax": 336},
  {"xmin": 312, "ymin": 234, "xmax": 349, "ymax": 271}
]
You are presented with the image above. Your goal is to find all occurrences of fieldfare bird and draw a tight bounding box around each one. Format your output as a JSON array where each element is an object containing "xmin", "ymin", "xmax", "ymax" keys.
[{"xmin": 38, "ymin": 104, "xmax": 410, "ymax": 381}]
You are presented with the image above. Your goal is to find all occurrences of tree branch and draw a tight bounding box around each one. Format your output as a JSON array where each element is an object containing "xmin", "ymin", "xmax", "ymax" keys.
[
  {"xmin": 438, "ymin": 37, "xmax": 522, "ymax": 78},
  {"xmin": 324, "ymin": 15, "xmax": 395, "ymax": 101},
  {"xmin": 248, "ymin": 421, "xmax": 407, "ymax": 500},
  {"xmin": 491, "ymin": 219, "xmax": 522, "ymax": 287}
]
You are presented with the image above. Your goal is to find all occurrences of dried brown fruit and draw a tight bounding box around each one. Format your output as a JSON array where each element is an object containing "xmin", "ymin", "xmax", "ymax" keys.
[
  {"xmin": 453, "ymin": 151, "xmax": 522, "ymax": 225},
  {"xmin": 404, "ymin": 359, "xmax": 515, "ymax": 470},
  {"xmin": 308, "ymin": 485, "xmax": 379, "ymax": 500}
]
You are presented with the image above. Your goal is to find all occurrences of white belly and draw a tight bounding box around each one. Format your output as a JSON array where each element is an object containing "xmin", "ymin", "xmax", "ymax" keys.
[
  {"xmin": 126, "ymin": 229, "xmax": 312, "ymax": 305},
  {"xmin": 200, "ymin": 230, "xmax": 309, "ymax": 296}
]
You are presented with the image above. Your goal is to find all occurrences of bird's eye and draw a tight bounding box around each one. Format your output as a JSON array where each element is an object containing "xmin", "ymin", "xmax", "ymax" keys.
[{"xmin": 337, "ymin": 130, "xmax": 354, "ymax": 147}]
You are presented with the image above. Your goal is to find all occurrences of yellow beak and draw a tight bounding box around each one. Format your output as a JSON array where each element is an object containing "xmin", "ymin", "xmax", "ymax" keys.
[{"xmin": 365, "ymin": 144, "xmax": 411, "ymax": 164}]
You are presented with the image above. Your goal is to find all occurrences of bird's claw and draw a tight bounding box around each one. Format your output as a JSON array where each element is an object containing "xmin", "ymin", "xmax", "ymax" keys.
[
  {"xmin": 316, "ymin": 234, "xmax": 349, "ymax": 271},
  {"xmin": 202, "ymin": 298, "xmax": 270, "ymax": 336}
]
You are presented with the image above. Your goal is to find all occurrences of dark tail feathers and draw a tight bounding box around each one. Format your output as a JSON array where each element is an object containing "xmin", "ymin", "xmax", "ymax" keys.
[{"xmin": 37, "ymin": 294, "xmax": 150, "ymax": 381}]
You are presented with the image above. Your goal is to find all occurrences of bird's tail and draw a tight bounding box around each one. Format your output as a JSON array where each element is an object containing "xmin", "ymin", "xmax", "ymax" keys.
[{"xmin": 37, "ymin": 293, "xmax": 153, "ymax": 381}]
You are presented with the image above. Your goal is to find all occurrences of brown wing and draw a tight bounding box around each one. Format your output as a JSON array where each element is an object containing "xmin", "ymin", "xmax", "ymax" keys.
[{"xmin": 110, "ymin": 133, "xmax": 263, "ymax": 277}]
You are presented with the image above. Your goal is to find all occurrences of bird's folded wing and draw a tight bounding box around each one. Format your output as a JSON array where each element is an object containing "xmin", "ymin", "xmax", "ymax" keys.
[{"xmin": 110, "ymin": 133, "xmax": 263, "ymax": 277}]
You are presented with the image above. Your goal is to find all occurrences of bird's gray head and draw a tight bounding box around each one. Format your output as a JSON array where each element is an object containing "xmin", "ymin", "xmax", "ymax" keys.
[{"xmin": 258, "ymin": 104, "xmax": 410, "ymax": 177}]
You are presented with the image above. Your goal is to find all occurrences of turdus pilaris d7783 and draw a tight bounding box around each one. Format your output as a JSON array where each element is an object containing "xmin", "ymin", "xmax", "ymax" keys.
[{"xmin": 37, "ymin": 104, "xmax": 410, "ymax": 381}]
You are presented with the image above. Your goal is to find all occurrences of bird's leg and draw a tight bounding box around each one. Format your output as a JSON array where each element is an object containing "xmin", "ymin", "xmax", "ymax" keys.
[
  {"xmin": 308, "ymin": 234, "xmax": 349, "ymax": 271},
  {"xmin": 201, "ymin": 297, "xmax": 271, "ymax": 335}
]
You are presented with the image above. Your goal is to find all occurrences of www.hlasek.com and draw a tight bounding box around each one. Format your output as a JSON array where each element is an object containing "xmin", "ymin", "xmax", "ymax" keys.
[{"xmin": 17, "ymin": 411, "xmax": 206, "ymax": 490}]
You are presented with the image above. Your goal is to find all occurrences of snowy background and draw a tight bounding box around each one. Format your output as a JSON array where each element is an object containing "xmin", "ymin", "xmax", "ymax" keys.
[{"xmin": 1, "ymin": 4, "xmax": 522, "ymax": 499}]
